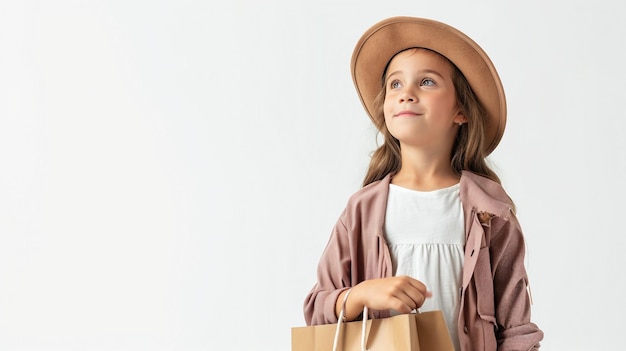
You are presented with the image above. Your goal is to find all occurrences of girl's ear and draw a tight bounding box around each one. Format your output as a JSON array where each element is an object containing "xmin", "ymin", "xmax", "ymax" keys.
[{"xmin": 453, "ymin": 111, "xmax": 468, "ymax": 125}]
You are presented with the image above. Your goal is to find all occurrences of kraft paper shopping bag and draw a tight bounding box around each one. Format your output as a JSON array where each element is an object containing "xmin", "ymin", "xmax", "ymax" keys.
[{"xmin": 292, "ymin": 308, "xmax": 453, "ymax": 351}]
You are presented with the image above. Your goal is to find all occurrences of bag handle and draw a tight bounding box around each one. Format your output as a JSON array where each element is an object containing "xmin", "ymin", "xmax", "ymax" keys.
[{"xmin": 333, "ymin": 289, "xmax": 369, "ymax": 351}]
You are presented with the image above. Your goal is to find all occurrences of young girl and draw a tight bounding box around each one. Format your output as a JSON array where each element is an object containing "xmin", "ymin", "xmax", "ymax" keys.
[{"xmin": 303, "ymin": 17, "xmax": 544, "ymax": 351}]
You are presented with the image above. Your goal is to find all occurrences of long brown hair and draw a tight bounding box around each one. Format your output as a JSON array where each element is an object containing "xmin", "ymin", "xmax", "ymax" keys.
[{"xmin": 362, "ymin": 48, "xmax": 501, "ymax": 187}]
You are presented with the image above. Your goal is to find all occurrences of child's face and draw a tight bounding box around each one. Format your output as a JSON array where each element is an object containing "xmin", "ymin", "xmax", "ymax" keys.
[{"xmin": 383, "ymin": 49, "xmax": 466, "ymax": 151}]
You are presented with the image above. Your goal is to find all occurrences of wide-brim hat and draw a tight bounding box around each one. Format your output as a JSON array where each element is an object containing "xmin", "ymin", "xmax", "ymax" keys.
[{"xmin": 351, "ymin": 16, "xmax": 506, "ymax": 154}]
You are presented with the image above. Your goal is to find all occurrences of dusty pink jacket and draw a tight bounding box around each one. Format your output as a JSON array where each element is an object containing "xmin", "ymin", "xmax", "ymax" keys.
[{"xmin": 304, "ymin": 171, "xmax": 543, "ymax": 351}]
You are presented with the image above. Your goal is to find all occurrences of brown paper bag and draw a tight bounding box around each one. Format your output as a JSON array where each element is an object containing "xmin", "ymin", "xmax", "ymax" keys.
[
  {"xmin": 414, "ymin": 311, "xmax": 455, "ymax": 351},
  {"xmin": 291, "ymin": 309, "xmax": 454, "ymax": 351}
]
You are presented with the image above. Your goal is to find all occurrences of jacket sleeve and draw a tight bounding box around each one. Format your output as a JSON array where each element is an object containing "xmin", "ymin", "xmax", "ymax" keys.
[
  {"xmin": 490, "ymin": 212, "xmax": 544, "ymax": 350},
  {"xmin": 303, "ymin": 209, "xmax": 353, "ymax": 326}
]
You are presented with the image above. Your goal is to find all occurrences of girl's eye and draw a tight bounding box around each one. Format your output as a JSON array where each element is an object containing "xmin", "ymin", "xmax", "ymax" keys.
[
  {"xmin": 421, "ymin": 78, "xmax": 436, "ymax": 86},
  {"xmin": 390, "ymin": 80, "xmax": 402, "ymax": 89}
]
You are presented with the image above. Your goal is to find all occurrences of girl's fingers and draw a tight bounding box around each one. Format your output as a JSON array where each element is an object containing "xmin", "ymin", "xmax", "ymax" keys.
[{"xmin": 394, "ymin": 287, "xmax": 430, "ymax": 311}]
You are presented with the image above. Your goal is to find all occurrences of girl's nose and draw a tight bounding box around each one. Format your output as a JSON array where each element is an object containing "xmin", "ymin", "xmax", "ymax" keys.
[{"xmin": 399, "ymin": 89, "xmax": 417, "ymax": 103}]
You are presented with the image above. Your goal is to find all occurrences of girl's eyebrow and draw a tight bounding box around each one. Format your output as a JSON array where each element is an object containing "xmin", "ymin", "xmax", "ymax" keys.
[{"xmin": 386, "ymin": 69, "xmax": 445, "ymax": 82}]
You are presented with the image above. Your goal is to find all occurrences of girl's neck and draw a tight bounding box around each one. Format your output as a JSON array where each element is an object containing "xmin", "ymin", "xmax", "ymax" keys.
[
  {"xmin": 391, "ymin": 149, "xmax": 459, "ymax": 191},
  {"xmin": 392, "ymin": 169, "xmax": 460, "ymax": 191}
]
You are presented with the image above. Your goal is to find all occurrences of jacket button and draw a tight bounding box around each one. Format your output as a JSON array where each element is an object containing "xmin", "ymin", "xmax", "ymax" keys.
[{"xmin": 464, "ymin": 326, "xmax": 469, "ymax": 334}]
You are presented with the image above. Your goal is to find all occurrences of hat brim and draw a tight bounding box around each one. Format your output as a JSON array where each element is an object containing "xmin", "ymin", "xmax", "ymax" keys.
[{"xmin": 351, "ymin": 16, "xmax": 506, "ymax": 155}]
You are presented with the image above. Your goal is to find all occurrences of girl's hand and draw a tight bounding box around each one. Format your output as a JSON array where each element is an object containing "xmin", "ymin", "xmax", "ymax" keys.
[{"xmin": 336, "ymin": 276, "xmax": 432, "ymax": 321}]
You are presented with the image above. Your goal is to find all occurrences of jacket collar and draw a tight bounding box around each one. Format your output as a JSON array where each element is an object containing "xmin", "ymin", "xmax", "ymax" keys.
[
  {"xmin": 372, "ymin": 171, "xmax": 514, "ymax": 219},
  {"xmin": 459, "ymin": 170, "xmax": 514, "ymax": 219}
]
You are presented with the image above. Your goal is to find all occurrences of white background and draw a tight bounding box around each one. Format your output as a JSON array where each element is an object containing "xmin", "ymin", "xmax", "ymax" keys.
[{"xmin": 1, "ymin": 0, "xmax": 625, "ymax": 350}]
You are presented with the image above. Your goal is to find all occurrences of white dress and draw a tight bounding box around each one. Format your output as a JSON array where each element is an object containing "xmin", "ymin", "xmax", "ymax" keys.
[{"xmin": 384, "ymin": 183, "xmax": 465, "ymax": 351}]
